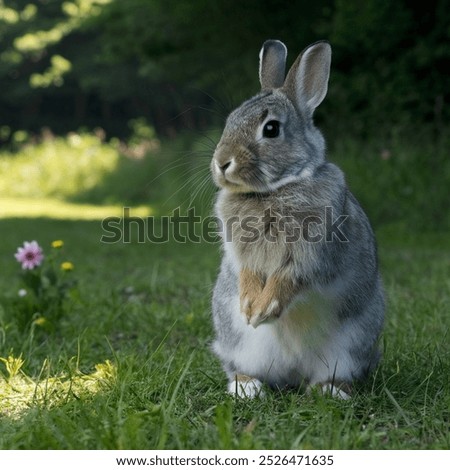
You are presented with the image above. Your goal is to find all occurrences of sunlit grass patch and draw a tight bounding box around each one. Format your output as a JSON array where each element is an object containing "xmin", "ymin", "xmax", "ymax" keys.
[
  {"xmin": 0, "ymin": 197, "xmax": 152, "ymax": 220},
  {"xmin": 0, "ymin": 132, "xmax": 120, "ymax": 199},
  {"xmin": 0, "ymin": 356, "xmax": 116, "ymax": 418}
]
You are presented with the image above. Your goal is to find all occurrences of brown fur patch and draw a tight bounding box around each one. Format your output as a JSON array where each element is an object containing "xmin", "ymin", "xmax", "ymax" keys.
[
  {"xmin": 246, "ymin": 273, "xmax": 299, "ymax": 327},
  {"xmin": 235, "ymin": 374, "xmax": 255, "ymax": 383},
  {"xmin": 240, "ymin": 268, "xmax": 265, "ymax": 319}
]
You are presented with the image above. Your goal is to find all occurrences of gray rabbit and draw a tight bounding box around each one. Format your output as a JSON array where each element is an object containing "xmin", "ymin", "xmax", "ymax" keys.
[{"xmin": 211, "ymin": 40, "xmax": 384, "ymax": 398}]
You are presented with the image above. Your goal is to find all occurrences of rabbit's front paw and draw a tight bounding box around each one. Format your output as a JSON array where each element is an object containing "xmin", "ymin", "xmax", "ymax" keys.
[
  {"xmin": 248, "ymin": 295, "xmax": 283, "ymax": 328},
  {"xmin": 240, "ymin": 268, "xmax": 264, "ymax": 321},
  {"xmin": 246, "ymin": 273, "xmax": 297, "ymax": 328}
]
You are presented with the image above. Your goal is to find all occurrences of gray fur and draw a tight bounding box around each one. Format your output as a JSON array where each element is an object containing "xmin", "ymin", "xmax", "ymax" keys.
[
  {"xmin": 259, "ymin": 40, "xmax": 288, "ymax": 90},
  {"xmin": 210, "ymin": 41, "xmax": 384, "ymax": 395}
]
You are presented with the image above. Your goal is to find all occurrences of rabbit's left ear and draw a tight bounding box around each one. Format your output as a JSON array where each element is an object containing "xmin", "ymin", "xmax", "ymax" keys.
[
  {"xmin": 283, "ymin": 41, "xmax": 331, "ymax": 116},
  {"xmin": 259, "ymin": 40, "xmax": 287, "ymax": 90}
]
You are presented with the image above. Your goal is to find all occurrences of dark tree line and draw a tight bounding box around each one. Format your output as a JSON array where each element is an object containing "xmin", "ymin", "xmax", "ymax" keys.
[{"xmin": 1, "ymin": 0, "xmax": 449, "ymax": 140}]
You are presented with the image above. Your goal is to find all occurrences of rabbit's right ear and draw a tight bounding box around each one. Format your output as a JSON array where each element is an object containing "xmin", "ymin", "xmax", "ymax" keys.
[
  {"xmin": 259, "ymin": 40, "xmax": 287, "ymax": 90},
  {"xmin": 283, "ymin": 41, "xmax": 331, "ymax": 116}
]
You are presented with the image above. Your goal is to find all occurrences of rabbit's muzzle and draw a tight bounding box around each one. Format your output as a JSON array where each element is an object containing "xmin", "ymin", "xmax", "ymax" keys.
[{"xmin": 212, "ymin": 143, "xmax": 257, "ymax": 191}]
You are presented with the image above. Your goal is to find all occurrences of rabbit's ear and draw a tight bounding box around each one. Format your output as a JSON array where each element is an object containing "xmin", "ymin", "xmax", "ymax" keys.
[
  {"xmin": 259, "ymin": 40, "xmax": 288, "ymax": 90},
  {"xmin": 283, "ymin": 41, "xmax": 331, "ymax": 115}
]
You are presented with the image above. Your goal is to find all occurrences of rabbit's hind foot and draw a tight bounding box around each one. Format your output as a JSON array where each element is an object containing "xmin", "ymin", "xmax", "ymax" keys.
[{"xmin": 228, "ymin": 374, "xmax": 264, "ymax": 398}]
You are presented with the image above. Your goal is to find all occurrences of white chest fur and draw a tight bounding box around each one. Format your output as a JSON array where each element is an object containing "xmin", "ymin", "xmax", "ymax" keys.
[{"xmin": 213, "ymin": 267, "xmax": 357, "ymax": 388}]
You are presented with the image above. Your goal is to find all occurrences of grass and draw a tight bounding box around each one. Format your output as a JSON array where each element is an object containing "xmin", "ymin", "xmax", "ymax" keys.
[
  {"xmin": 0, "ymin": 132, "xmax": 120, "ymax": 200},
  {"xmin": 0, "ymin": 131, "xmax": 448, "ymax": 449},
  {"xmin": 0, "ymin": 219, "xmax": 448, "ymax": 449},
  {"xmin": 0, "ymin": 197, "xmax": 152, "ymax": 220},
  {"xmin": 0, "ymin": 128, "xmax": 213, "ymax": 212}
]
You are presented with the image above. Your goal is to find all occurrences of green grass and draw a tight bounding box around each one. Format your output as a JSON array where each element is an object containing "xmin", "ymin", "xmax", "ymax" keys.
[
  {"xmin": 327, "ymin": 130, "xmax": 450, "ymax": 233},
  {"xmin": 0, "ymin": 129, "xmax": 214, "ymax": 212},
  {"xmin": 0, "ymin": 197, "xmax": 152, "ymax": 220},
  {"xmin": 0, "ymin": 131, "xmax": 448, "ymax": 449},
  {"xmin": 0, "ymin": 217, "xmax": 448, "ymax": 449},
  {"xmin": 0, "ymin": 133, "xmax": 120, "ymax": 200}
]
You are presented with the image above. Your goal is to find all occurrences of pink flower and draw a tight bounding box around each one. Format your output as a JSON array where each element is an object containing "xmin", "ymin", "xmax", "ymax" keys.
[{"xmin": 14, "ymin": 241, "xmax": 44, "ymax": 270}]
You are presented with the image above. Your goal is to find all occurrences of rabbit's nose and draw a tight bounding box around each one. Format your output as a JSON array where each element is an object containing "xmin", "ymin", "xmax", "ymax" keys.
[
  {"xmin": 214, "ymin": 144, "xmax": 234, "ymax": 174},
  {"xmin": 219, "ymin": 160, "xmax": 232, "ymax": 173}
]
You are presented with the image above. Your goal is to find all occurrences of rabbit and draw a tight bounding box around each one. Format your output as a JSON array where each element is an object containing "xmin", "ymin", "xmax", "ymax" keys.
[{"xmin": 210, "ymin": 39, "xmax": 385, "ymax": 399}]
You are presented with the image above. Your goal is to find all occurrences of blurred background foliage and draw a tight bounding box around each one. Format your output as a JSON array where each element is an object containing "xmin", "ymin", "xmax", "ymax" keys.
[
  {"xmin": 0, "ymin": 0, "xmax": 449, "ymax": 230},
  {"xmin": 2, "ymin": 0, "xmax": 449, "ymax": 137}
]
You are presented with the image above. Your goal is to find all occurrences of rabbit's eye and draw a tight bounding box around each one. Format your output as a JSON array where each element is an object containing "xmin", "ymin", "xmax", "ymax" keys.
[{"xmin": 263, "ymin": 120, "xmax": 280, "ymax": 138}]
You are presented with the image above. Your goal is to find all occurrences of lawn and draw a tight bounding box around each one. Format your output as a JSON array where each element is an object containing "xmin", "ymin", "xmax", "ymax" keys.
[{"xmin": 0, "ymin": 133, "xmax": 448, "ymax": 449}]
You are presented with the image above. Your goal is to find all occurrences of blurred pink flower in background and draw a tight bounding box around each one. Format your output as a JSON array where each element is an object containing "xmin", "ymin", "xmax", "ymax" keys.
[{"xmin": 14, "ymin": 241, "xmax": 44, "ymax": 270}]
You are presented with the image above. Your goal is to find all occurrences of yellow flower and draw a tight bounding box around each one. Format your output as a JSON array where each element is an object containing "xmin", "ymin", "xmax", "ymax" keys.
[
  {"xmin": 61, "ymin": 261, "xmax": 74, "ymax": 271},
  {"xmin": 185, "ymin": 312, "xmax": 195, "ymax": 325},
  {"xmin": 34, "ymin": 316, "xmax": 47, "ymax": 327},
  {"xmin": 52, "ymin": 240, "xmax": 64, "ymax": 248}
]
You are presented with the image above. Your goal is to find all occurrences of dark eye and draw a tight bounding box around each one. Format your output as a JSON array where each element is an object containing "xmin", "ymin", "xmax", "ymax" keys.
[{"xmin": 262, "ymin": 120, "xmax": 280, "ymax": 138}]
